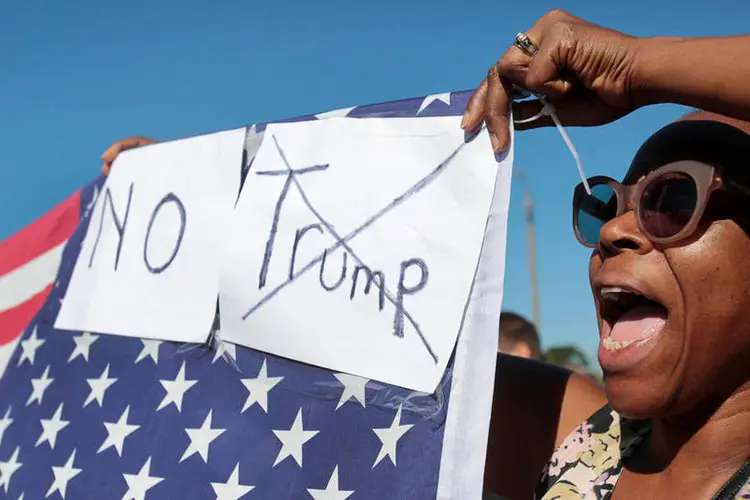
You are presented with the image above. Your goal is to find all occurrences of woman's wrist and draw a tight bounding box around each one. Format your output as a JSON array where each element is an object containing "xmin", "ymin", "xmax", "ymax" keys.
[{"xmin": 629, "ymin": 36, "xmax": 686, "ymax": 109}]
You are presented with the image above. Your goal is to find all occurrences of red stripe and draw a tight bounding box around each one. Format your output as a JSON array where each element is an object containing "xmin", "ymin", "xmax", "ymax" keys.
[
  {"xmin": 0, "ymin": 190, "xmax": 81, "ymax": 277},
  {"xmin": 0, "ymin": 283, "xmax": 53, "ymax": 345}
]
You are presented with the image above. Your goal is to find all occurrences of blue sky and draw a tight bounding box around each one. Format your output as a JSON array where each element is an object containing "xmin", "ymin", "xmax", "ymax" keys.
[{"xmin": 1, "ymin": 0, "xmax": 745, "ymax": 363}]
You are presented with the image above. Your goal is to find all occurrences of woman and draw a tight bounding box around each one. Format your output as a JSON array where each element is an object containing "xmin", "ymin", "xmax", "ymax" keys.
[{"xmin": 464, "ymin": 9, "xmax": 750, "ymax": 499}]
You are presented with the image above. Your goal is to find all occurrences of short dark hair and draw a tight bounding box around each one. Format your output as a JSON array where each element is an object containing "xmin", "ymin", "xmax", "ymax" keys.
[{"xmin": 498, "ymin": 312, "xmax": 542, "ymax": 359}]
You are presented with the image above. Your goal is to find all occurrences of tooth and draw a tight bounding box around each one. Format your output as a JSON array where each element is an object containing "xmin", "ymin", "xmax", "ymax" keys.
[{"xmin": 602, "ymin": 337, "xmax": 635, "ymax": 351}]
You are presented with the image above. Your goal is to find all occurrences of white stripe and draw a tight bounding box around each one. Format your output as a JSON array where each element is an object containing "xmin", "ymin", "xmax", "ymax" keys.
[
  {"xmin": 0, "ymin": 339, "xmax": 20, "ymax": 377},
  {"xmin": 0, "ymin": 242, "xmax": 66, "ymax": 313}
]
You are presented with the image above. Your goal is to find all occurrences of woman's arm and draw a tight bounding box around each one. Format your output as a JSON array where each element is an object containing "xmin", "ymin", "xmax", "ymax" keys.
[
  {"xmin": 635, "ymin": 35, "xmax": 750, "ymax": 120},
  {"xmin": 461, "ymin": 9, "xmax": 750, "ymax": 152}
]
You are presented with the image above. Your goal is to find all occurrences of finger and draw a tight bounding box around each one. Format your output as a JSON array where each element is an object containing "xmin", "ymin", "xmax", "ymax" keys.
[
  {"xmin": 100, "ymin": 143, "xmax": 124, "ymax": 164},
  {"xmin": 461, "ymin": 77, "xmax": 488, "ymax": 131},
  {"xmin": 512, "ymin": 100, "xmax": 554, "ymax": 130},
  {"xmin": 101, "ymin": 136, "xmax": 155, "ymax": 163},
  {"xmin": 525, "ymin": 42, "xmax": 575, "ymax": 98},
  {"xmin": 485, "ymin": 65, "xmax": 511, "ymax": 152}
]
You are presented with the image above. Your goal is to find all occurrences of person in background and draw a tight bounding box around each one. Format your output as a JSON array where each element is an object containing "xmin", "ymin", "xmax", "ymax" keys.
[
  {"xmin": 464, "ymin": 8, "xmax": 750, "ymax": 498},
  {"xmin": 497, "ymin": 311, "xmax": 543, "ymax": 360}
]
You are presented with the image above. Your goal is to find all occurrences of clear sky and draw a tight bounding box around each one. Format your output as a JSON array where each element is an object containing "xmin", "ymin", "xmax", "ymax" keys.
[{"xmin": 1, "ymin": 0, "xmax": 745, "ymax": 363}]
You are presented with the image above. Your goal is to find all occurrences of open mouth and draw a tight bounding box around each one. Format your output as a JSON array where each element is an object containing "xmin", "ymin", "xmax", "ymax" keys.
[{"xmin": 599, "ymin": 286, "xmax": 668, "ymax": 351}]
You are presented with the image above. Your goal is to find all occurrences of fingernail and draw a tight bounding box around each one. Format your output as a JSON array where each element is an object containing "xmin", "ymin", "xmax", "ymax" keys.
[
  {"xmin": 490, "ymin": 133, "xmax": 501, "ymax": 151},
  {"xmin": 460, "ymin": 114, "xmax": 469, "ymax": 129}
]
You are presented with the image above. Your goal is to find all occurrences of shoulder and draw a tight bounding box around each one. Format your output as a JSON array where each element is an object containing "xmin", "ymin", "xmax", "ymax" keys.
[
  {"xmin": 535, "ymin": 405, "xmax": 621, "ymax": 499},
  {"xmin": 484, "ymin": 355, "xmax": 606, "ymax": 498},
  {"xmin": 558, "ymin": 372, "xmax": 608, "ymax": 447}
]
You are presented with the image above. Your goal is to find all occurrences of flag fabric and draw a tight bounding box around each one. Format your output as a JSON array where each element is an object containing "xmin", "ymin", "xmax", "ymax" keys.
[
  {"xmin": 0, "ymin": 189, "xmax": 84, "ymax": 378},
  {"xmin": 0, "ymin": 90, "xmax": 510, "ymax": 499}
]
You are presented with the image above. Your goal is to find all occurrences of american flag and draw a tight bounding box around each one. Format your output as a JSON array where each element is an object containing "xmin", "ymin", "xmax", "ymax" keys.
[{"xmin": 0, "ymin": 90, "xmax": 504, "ymax": 499}]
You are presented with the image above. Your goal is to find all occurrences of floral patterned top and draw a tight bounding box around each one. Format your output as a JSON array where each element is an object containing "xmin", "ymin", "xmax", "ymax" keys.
[{"xmin": 534, "ymin": 405, "xmax": 750, "ymax": 500}]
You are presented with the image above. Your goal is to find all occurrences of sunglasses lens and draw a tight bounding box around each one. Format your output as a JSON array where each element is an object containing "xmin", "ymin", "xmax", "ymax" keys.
[
  {"xmin": 576, "ymin": 183, "xmax": 618, "ymax": 245},
  {"xmin": 640, "ymin": 173, "xmax": 698, "ymax": 239}
]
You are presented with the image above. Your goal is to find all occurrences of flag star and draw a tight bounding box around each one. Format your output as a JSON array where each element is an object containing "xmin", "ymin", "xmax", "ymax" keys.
[
  {"xmin": 244, "ymin": 125, "xmax": 265, "ymax": 168},
  {"xmin": 180, "ymin": 410, "xmax": 226, "ymax": 463},
  {"xmin": 84, "ymin": 363, "xmax": 117, "ymax": 407},
  {"xmin": 272, "ymin": 408, "xmax": 319, "ymax": 467},
  {"xmin": 135, "ymin": 339, "xmax": 161, "ymax": 365},
  {"xmin": 0, "ymin": 447, "xmax": 22, "ymax": 493},
  {"xmin": 18, "ymin": 327, "xmax": 45, "ymax": 366},
  {"xmin": 307, "ymin": 466, "xmax": 354, "ymax": 500},
  {"xmin": 315, "ymin": 106, "xmax": 355, "ymax": 119},
  {"xmin": 36, "ymin": 402, "xmax": 70, "ymax": 450},
  {"xmin": 46, "ymin": 449, "xmax": 81, "ymax": 499},
  {"xmin": 26, "ymin": 365, "xmax": 54, "ymax": 406},
  {"xmin": 240, "ymin": 359, "xmax": 283, "ymax": 414},
  {"xmin": 68, "ymin": 332, "xmax": 98, "ymax": 362},
  {"xmin": 372, "ymin": 404, "xmax": 413, "ymax": 468},
  {"xmin": 122, "ymin": 457, "xmax": 163, "ymax": 500},
  {"xmin": 84, "ymin": 185, "xmax": 100, "ymax": 217},
  {"xmin": 0, "ymin": 408, "xmax": 13, "ymax": 447},
  {"xmin": 212, "ymin": 340, "xmax": 237, "ymax": 365},
  {"xmin": 98, "ymin": 406, "xmax": 139, "ymax": 456},
  {"xmin": 210, "ymin": 463, "xmax": 254, "ymax": 500},
  {"xmin": 333, "ymin": 373, "xmax": 368, "ymax": 410},
  {"xmin": 417, "ymin": 92, "xmax": 451, "ymax": 114},
  {"xmin": 157, "ymin": 361, "xmax": 197, "ymax": 412}
]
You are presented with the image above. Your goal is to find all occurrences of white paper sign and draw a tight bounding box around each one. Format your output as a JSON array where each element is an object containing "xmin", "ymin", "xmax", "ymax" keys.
[
  {"xmin": 219, "ymin": 117, "xmax": 504, "ymax": 392},
  {"xmin": 56, "ymin": 128, "xmax": 246, "ymax": 343}
]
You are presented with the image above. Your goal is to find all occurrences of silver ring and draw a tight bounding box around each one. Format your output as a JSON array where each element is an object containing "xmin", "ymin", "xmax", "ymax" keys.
[{"xmin": 514, "ymin": 32, "xmax": 538, "ymax": 57}]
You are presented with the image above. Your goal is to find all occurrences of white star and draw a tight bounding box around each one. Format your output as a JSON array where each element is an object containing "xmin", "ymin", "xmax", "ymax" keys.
[
  {"xmin": 240, "ymin": 359, "xmax": 283, "ymax": 414},
  {"xmin": 272, "ymin": 408, "xmax": 319, "ymax": 467},
  {"xmin": 135, "ymin": 339, "xmax": 161, "ymax": 365},
  {"xmin": 36, "ymin": 402, "xmax": 70, "ymax": 449},
  {"xmin": 122, "ymin": 457, "xmax": 163, "ymax": 500},
  {"xmin": 372, "ymin": 404, "xmax": 413, "ymax": 468},
  {"xmin": 307, "ymin": 466, "xmax": 354, "ymax": 500},
  {"xmin": 98, "ymin": 406, "xmax": 139, "ymax": 456},
  {"xmin": 84, "ymin": 185, "xmax": 100, "ymax": 216},
  {"xmin": 26, "ymin": 365, "xmax": 54, "ymax": 406},
  {"xmin": 83, "ymin": 363, "xmax": 117, "ymax": 407},
  {"xmin": 46, "ymin": 449, "xmax": 81, "ymax": 499},
  {"xmin": 417, "ymin": 92, "xmax": 451, "ymax": 114},
  {"xmin": 180, "ymin": 410, "xmax": 226, "ymax": 463},
  {"xmin": 333, "ymin": 373, "xmax": 368, "ymax": 410},
  {"xmin": 0, "ymin": 447, "xmax": 22, "ymax": 493},
  {"xmin": 156, "ymin": 362, "xmax": 197, "ymax": 412},
  {"xmin": 315, "ymin": 106, "xmax": 355, "ymax": 119},
  {"xmin": 212, "ymin": 340, "xmax": 237, "ymax": 365},
  {"xmin": 244, "ymin": 125, "xmax": 265, "ymax": 168},
  {"xmin": 210, "ymin": 463, "xmax": 254, "ymax": 500},
  {"xmin": 18, "ymin": 327, "xmax": 45, "ymax": 366},
  {"xmin": 68, "ymin": 332, "xmax": 98, "ymax": 362},
  {"xmin": 0, "ymin": 408, "xmax": 13, "ymax": 447}
]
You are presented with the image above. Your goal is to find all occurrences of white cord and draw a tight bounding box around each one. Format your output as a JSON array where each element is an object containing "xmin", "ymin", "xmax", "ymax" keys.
[{"xmin": 513, "ymin": 96, "xmax": 591, "ymax": 194}]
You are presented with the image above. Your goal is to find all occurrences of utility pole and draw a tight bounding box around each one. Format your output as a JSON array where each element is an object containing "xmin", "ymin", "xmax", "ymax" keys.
[{"xmin": 514, "ymin": 169, "xmax": 541, "ymax": 332}]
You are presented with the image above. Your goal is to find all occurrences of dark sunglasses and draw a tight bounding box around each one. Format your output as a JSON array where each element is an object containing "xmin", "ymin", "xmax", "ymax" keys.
[{"xmin": 573, "ymin": 160, "xmax": 749, "ymax": 248}]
